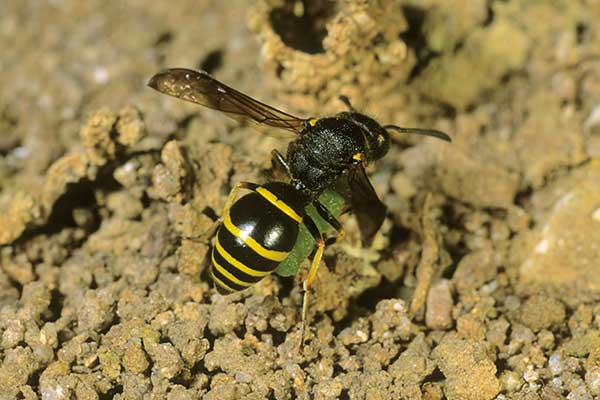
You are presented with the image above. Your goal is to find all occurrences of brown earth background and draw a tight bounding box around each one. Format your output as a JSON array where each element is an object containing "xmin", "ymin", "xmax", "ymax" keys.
[{"xmin": 1, "ymin": 1, "xmax": 600, "ymax": 399}]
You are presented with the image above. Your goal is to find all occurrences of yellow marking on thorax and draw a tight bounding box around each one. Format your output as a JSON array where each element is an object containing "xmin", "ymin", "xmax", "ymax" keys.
[
  {"xmin": 211, "ymin": 252, "xmax": 253, "ymax": 287},
  {"xmin": 352, "ymin": 153, "xmax": 363, "ymax": 161},
  {"xmin": 223, "ymin": 213, "xmax": 289, "ymax": 262},
  {"xmin": 215, "ymin": 236, "xmax": 271, "ymax": 277},
  {"xmin": 256, "ymin": 187, "xmax": 303, "ymax": 224},
  {"xmin": 309, "ymin": 118, "xmax": 318, "ymax": 126}
]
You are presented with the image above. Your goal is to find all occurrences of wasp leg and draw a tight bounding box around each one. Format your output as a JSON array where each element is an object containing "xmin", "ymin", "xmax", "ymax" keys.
[
  {"xmin": 200, "ymin": 181, "xmax": 259, "ymax": 241},
  {"xmin": 300, "ymin": 217, "xmax": 324, "ymax": 348},
  {"xmin": 339, "ymin": 95, "xmax": 355, "ymax": 112},
  {"xmin": 299, "ymin": 206, "xmax": 345, "ymax": 347},
  {"xmin": 313, "ymin": 201, "xmax": 345, "ymax": 245},
  {"xmin": 271, "ymin": 149, "xmax": 291, "ymax": 177}
]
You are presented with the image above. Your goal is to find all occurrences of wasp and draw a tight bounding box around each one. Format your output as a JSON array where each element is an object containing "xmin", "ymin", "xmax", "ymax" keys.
[{"xmin": 148, "ymin": 68, "xmax": 450, "ymax": 341}]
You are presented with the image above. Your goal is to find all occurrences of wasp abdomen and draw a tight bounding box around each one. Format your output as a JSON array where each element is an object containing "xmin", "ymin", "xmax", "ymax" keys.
[{"xmin": 210, "ymin": 184, "xmax": 303, "ymax": 294}]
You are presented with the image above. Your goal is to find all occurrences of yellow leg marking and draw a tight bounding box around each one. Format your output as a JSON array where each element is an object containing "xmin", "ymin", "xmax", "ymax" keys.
[
  {"xmin": 211, "ymin": 253, "xmax": 253, "ymax": 287},
  {"xmin": 215, "ymin": 236, "xmax": 271, "ymax": 278},
  {"xmin": 329, "ymin": 227, "xmax": 345, "ymax": 244},
  {"xmin": 304, "ymin": 241, "xmax": 324, "ymax": 292},
  {"xmin": 300, "ymin": 239, "xmax": 325, "ymax": 347},
  {"xmin": 223, "ymin": 183, "xmax": 245, "ymax": 215},
  {"xmin": 223, "ymin": 213, "xmax": 288, "ymax": 262},
  {"xmin": 256, "ymin": 187, "xmax": 303, "ymax": 223},
  {"xmin": 203, "ymin": 182, "xmax": 249, "ymax": 240}
]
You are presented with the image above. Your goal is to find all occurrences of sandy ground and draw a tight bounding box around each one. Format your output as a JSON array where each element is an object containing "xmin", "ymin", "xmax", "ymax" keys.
[{"xmin": 1, "ymin": 0, "xmax": 600, "ymax": 399}]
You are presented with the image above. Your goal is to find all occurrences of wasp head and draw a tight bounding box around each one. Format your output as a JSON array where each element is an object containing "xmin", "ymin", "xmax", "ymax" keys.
[{"xmin": 338, "ymin": 112, "xmax": 391, "ymax": 162}]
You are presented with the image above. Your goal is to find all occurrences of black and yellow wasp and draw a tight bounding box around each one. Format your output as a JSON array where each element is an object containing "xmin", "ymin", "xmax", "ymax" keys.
[{"xmin": 148, "ymin": 68, "xmax": 451, "ymax": 339}]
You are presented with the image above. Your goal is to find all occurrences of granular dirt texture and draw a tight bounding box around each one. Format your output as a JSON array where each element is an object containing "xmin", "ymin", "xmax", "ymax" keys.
[{"xmin": 1, "ymin": 0, "xmax": 600, "ymax": 399}]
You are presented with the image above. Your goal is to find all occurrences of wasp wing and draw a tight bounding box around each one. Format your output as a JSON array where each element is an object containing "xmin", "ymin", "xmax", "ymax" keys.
[
  {"xmin": 347, "ymin": 164, "xmax": 387, "ymax": 246},
  {"xmin": 148, "ymin": 68, "xmax": 307, "ymax": 136}
]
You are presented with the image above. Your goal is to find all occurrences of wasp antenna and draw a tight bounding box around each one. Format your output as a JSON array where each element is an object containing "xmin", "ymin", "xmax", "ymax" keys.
[
  {"xmin": 339, "ymin": 95, "xmax": 355, "ymax": 111},
  {"xmin": 384, "ymin": 125, "xmax": 451, "ymax": 142}
]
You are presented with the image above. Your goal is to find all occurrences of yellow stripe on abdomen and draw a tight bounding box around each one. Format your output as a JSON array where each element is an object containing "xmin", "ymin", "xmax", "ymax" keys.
[
  {"xmin": 223, "ymin": 213, "xmax": 288, "ymax": 262},
  {"xmin": 211, "ymin": 252, "xmax": 253, "ymax": 287},
  {"xmin": 256, "ymin": 187, "xmax": 303, "ymax": 223},
  {"xmin": 214, "ymin": 236, "xmax": 272, "ymax": 278},
  {"xmin": 210, "ymin": 270, "xmax": 236, "ymax": 293}
]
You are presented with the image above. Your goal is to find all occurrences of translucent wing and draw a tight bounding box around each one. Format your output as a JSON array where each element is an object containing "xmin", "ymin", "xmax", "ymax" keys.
[
  {"xmin": 148, "ymin": 68, "xmax": 308, "ymax": 136},
  {"xmin": 347, "ymin": 164, "xmax": 387, "ymax": 246}
]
